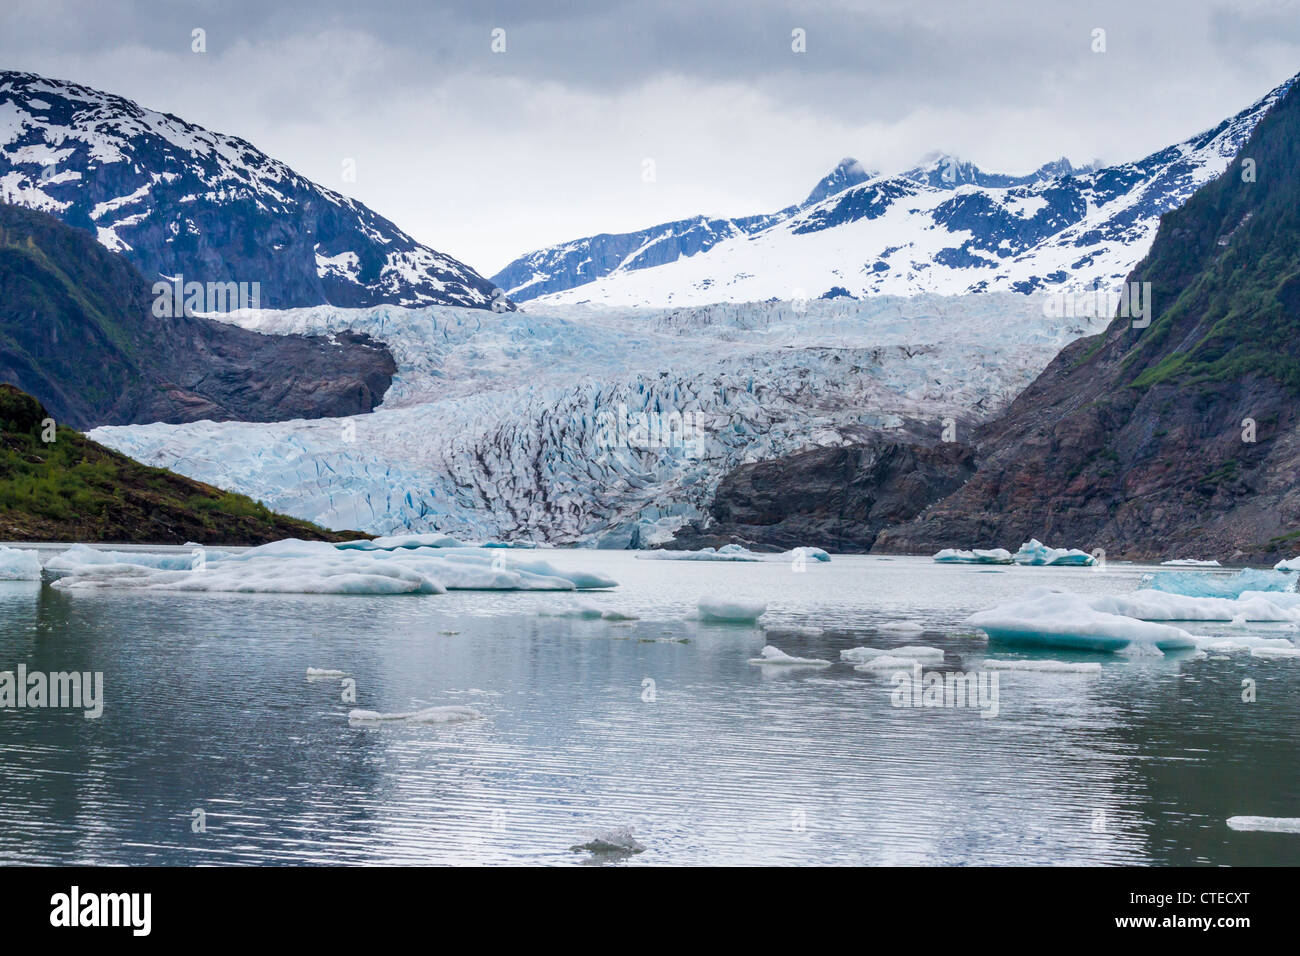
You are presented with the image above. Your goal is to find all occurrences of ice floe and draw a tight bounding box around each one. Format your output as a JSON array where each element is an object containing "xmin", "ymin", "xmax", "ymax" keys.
[
  {"xmin": 46, "ymin": 539, "xmax": 617, "ymax": 595},
  {"xmin": 1089, "ymin": 591, "xmax": 1300, "ymax": 622},
  {"xmin": 879, "ymin": 620, "xmax": 925, "ymax": 633},
  {"xmin": 933, "ymin": 548, "xmax": 1013, "ymax": 564},
  {"xmin": 306, "ymin": 668, "xmax": 348, "ymax": 678},
  {"xmin": 1012, "ymin": 539, "xmax": 1097, "ymax": 566},
  {"xmin": 1249, "ymin": 645, "xmax": 1300, "ymax": 659},
  {"xmin": 982, "ymin": 659, "xmax": 1103, "ymax": 673},
  {"xmin": 1160, "ymin": 558, "xmax": 1221, "ymax": 567},
  {"xmin": 841, "ymin": 646, "xmax": 944, "ymax": 663},
  {"xmin": 1226, "ymin": 816, "xmax": 1300, "ymax": 833},
  {"xmin": 748, "ymin": 645, "xmax": 831, "ymax": 667},
  {"xmin": 347, "ymin": 705, "xmax": 484, "ymax": 724},
  {"xmin": 967, "ymin": 589, "xmax": 1198, "ymax": 653},
  {"xmin": 538, "ymin": 599, "xmax": 638, "ymax": 621},
  {"xmin": 0, "ymin": 546, "xmax": 42, "ymax": 581},
  {"xmin": 1275, "ymin": 556, "xmax": 1300, "ymax": 572}
]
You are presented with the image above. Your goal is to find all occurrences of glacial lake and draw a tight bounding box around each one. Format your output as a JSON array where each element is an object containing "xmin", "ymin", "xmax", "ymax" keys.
[{"xmin": 1, "ymin": 552, "xmax": 1297, "ymax": 865}]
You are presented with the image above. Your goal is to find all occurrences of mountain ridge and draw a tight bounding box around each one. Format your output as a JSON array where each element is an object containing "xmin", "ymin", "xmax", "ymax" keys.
[{"xmin": 0, "ymin": 71, "xmax": 508, "ymax": 311}]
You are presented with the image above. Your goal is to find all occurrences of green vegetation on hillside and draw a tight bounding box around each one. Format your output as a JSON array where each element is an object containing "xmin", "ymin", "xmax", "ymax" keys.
[{"xmin": 0, "ymin": 384, "xmax": 364, "ymax": 544}]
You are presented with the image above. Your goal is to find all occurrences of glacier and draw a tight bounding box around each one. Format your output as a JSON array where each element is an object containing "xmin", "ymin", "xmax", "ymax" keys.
[{"xmin": 88, "ymin": 293, "xmax": 1106, "ymax": 544}]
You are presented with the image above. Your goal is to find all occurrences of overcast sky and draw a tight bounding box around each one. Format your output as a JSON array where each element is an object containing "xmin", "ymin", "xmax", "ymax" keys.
[{"xmin": 3, "ymin": 1, "xmax": 1299, "ymax": 276}]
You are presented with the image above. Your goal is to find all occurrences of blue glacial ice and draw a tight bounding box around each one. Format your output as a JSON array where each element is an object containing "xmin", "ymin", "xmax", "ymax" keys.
[
  {"xmin": 933, "ymin": 548, "xmax": 1013, "ymax": 564},
  {"xmin": 1011, "ymin": 539, "xmax": 1097, "ymax": 566},
  {"xmin": 1140, "ymin": 568, "xmax": 1294, "ymax": 599},
  {"xmin": 0, "ymin": 546, "xmax": 42, "ymax": 580}
]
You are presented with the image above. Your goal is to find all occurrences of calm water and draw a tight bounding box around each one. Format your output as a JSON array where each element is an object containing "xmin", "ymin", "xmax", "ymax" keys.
[{"xmin": 1, "ymin": 553, "xmax": 1297, "ymax": 866}]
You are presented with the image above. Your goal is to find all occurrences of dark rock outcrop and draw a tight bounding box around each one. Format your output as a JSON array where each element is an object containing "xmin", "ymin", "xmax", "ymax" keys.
[
  {"xmin": 0, "ymin": 204, "xmax": 396, "ymax": 429},
  {"xmin": 669, "ymin": 437, "xmax": 975, "ymax": 552}
]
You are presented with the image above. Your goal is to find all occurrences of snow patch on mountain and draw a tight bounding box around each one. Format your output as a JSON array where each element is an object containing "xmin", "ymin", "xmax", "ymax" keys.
[{"xmin": 495, "ymin": 75, "xmax": 1294, "ymax": 308}]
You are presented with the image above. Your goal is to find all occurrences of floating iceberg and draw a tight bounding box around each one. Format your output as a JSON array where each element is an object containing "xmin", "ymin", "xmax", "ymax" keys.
[
  {"xmin": 748, "ymin": 645, "xmax": 831, "ymax": 667},
  {"xmin": 982, "ymin": 659, "xmax": 1103, "ymax": 673},
  {"xmin": 933, "ymin": 548, "xmax": 1014, "ymax": 564},
  {"xmin": 841, "ymin": 646, "xmax": 944, "ymax": 663},
  {"xmin": 0, "ymin": 546, "xmax": 42, "ymax": 581},
  {"xmin": 306, "ymin": 667, "xmax": 348, "ymax": 678},
  {"xmin": 1275, "ymin": 556, "xmax": 1300, "ymax": 572},
  {"xmin": 347, "ymin": 705, "xmax": 484, "ymax": 724},
  {"xmin": 1161, "ymin": 558, "xmax": 1221, "ymax": 567},
  {"xmin": 1012, "ymin": 539, "xmax": 1097, "ymax": 566},
  {"xmin": 1226, "ymin": 816, "xmax": 1300, "ymax": 833},
  {"xmin": 693, "ymin": 596, "xmax": 767, "ymax": 623},
  {"xmin": 879, "ymin": 620, "xmax": 925, "ymax": 633},
  {"xmin": 1090, "ymin": 590, "xmax": 1300, "ymax": 623},
  {"xmin": 1141, "ymin": 568, "xmax": 1293, "ymax": 599},
  {"xmin": 968, "ymin": 589, "xmax": 1198, "ymax": 653},
  {"xmin": 49, "ymin": 539, "xmax": 617, "ymax": 595}
]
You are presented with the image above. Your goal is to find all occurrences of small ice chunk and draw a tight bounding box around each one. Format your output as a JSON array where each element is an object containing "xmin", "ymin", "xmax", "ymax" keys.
[
  {"xmin": 570, "ymin": 827, "xmax": 645, "ymax": 854},
  {"xmin": 982, "ymin": 659, "xmax": 1103, "ymax": 673},
  {"xmin": 1160, "ymin": 558, "xmax": 1221, "ymax": 567},
  {"xmin": 1249, "ymin": 645, "xmax": 1300, "ymax": 659},
  {"xmin": 853, "ymin": 655, "xmax": 923, "ymax": 672},
  {"xmin": 764, "ymin": 625, "xmax": 824, "ymax": 638},
  {"xmin": 306, "ymin": 668, "xmax": 348, "ymax": 678},
  {"xmin": 879, "ymin": 620, "xmax": 925, "ymax": 633},
  {"xmin": 748, "ymin": 645, "xmax": 831, "ymax": 667},
  {"xmin": 348, "ymin": 705, "xmax": 484, "ymax": 724}
]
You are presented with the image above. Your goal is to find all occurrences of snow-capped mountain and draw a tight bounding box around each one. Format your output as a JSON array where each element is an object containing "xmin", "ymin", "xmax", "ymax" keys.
[
  {"xmin": 0, "ymin": 72, "xmax": 504, "ymax": 310},
  {"xmin": 494, "ymin": 74, "xmax": 1295, "ymax": 307},
  {"xmin": 89, "ymin": 294, "xmax": 1106, "ymax": 545}
]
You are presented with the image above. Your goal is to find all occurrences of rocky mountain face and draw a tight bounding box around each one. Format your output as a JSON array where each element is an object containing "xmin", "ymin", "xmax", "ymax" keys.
[
  {"xmin": 494, "ymin": 74, "xmax": 1295, "ymax": 308},
  {"xmin": 0, "ymin": 204, "xmax": 396, "ymax": 429},
  {"xmin": 862, "ymin": 75, "xmax": 1300, "ymax": 561},
  {"xmin": 0, "ymin": 71, "xmax": 506, "ymax": 310}
]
